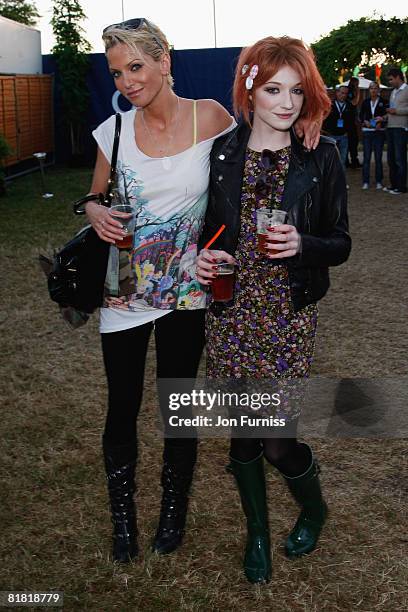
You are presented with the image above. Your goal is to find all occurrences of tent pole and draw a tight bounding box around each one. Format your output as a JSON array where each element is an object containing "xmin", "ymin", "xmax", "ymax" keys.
[{"xmin": 212, "ymin": 0, "xmax": 217, "ymax": 48}]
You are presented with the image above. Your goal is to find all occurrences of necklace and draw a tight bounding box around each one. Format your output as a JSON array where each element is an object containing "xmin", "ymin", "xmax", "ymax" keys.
[{"xmin": 141, "ymin": 97, "xmax": 180, "ymax": 170}]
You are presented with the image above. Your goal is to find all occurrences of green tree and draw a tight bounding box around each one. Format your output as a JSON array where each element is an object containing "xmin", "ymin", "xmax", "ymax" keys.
[
  {"xmin": 51, "ymin": 0, "xmax": 91, "ymax": 162},
  {"xmin": 312, "ymin": 16, "xmax": 408, "ymax": 87},
  {"xmin": 0, "ymin": 0, "xmax": 39, "ymax": 26}
]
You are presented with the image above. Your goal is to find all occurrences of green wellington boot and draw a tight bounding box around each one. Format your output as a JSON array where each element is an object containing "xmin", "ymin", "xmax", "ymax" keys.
[
  {"xmin": 230, "ymin": 453, "xmax": 272, "ymax": 584},
  {"xmin": 282, "ymin": 443, "xmax": 328, "ymax": 559}
]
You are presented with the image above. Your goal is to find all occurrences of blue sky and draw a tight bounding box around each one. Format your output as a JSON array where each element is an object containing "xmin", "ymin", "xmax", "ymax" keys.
[{"xmin": 35, "ymin": 0, "xmax": 407, "ymax": 54}]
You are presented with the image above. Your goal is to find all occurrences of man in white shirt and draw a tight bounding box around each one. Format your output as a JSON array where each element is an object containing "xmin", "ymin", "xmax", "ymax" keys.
[{"xmin": 384, "ymin": 68, "xmax": 408, "ymax": 194}]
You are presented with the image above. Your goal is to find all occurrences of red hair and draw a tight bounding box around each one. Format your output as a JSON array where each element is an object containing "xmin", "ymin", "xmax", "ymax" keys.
[{"xmin": 233, "ymin": 36, "xmax": 331, "ymax": 124}]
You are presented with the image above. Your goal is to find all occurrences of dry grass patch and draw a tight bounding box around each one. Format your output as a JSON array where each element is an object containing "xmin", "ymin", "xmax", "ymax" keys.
[{"xmin": 0, "ymin": 166, "xmax": 407, "ymax": 610}]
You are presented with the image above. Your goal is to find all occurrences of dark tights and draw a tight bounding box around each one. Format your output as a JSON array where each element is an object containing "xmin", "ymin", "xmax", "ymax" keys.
[
  {"xmin": 230, "ymin": 419, "xmax": 310, "ymax": 477},
  {"xmin": 101, "ymin": 310, "xmax": 205, "ymax": 462}
]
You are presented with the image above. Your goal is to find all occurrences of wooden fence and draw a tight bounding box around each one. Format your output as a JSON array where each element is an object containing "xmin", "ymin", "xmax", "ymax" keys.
[{"xmin": 0, "ymin": 74, "xmax": 54, "ymax": 167}]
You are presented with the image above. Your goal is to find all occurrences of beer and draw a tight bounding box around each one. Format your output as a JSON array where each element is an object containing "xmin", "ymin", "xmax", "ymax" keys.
[
  {"xmin": 110, "ymin": 203, "xmax": 135, "ymax": 251},
  {"xmin": 256, "ymin": 207, "xmax": 286, "ymax": 256},
  {"xmin": 257, "ymin": 232, "xmax": 268, "ymax": 254},
  {"xmin": 257, "ymin": 232, "xmax": 280, "ymax": 255},
  {"xmin": 115, "ymin": 233, "xmax": 133, "ymax": 249}
]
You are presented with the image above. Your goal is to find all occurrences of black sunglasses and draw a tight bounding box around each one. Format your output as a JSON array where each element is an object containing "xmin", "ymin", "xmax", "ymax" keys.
[
  {"xmin": 103, "ymin": 17, "xmax": 164, "ymax": 50},
  {"xmin": 103, "ymin": 17, "xmax": 146, "ymax": 33},
  {"xmin": 254, "ymin": 149, "xmax": 277, "ymax": 198}
]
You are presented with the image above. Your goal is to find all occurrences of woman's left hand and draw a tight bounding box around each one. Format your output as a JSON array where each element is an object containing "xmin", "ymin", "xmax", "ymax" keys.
[
  {"xmin": 264, "ymin": 224, "xmax": 301, "ymax": 259},
  {"xmin": 295, "ymin": 117, "xmax": 322, "ymax": 150}
]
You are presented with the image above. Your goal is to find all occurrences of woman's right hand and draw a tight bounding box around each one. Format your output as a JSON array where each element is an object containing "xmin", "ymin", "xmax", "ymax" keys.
[
  {"xmin": 196, "ymin": 249, "xmax": 236, "ymax": 285},
  {"xmin": 85, "ymin": 201, "xmax": 127, "ymax": 244}
]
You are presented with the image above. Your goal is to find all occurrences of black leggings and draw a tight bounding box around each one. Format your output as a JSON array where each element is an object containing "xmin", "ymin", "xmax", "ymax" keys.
[{"xmin": 101, "ymin": 310, "xmax": 205, "ymax": 459}]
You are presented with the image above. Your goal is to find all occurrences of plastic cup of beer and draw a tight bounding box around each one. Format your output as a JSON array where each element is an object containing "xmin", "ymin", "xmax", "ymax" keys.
[
  {"xmin": 256, "ymin": 208, "xmax": 287, "ymax": 255},
  {"xmin": 211, "ymin": 262, "xmax": 235, "ymax": 302},
  {"xmin": 109, "ymin": 204, "xmax": 135, "ymax": 249}
]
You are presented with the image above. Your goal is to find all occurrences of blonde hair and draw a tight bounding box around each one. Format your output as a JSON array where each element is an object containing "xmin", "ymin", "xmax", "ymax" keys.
[{"xmin": 102, "ymin": 20, "xmax": 174, "ymax": 88}]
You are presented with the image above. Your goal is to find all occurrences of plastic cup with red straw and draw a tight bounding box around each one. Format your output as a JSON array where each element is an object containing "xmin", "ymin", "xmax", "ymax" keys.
[
  {"xmin": 203, "ymin": 224, "xmax": 226, "ymax": 250},
  {"xmin": 202, "ymin": 225, "xmax": 235, "ymax": 301}
]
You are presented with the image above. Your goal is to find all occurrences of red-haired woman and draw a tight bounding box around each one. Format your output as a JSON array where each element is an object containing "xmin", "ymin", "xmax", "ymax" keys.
[{"xmin": 196, "ymin": 37, "xmax": 351, "ymax": 583}]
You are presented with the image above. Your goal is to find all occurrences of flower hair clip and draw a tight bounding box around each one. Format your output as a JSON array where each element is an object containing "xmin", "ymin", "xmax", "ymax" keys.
[
  {"xmin": 241, "ymin": 64, "xmax": 249, "ymax": 75},
  {"xmin": 245, "ymin": 65, "xmax": 258, "ymax": 90}
]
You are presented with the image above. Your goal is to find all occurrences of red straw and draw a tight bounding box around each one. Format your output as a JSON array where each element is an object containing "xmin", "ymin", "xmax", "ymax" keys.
[{"xmin": 204, "ymin": 224, "xmax": 226, "ymax": 249}]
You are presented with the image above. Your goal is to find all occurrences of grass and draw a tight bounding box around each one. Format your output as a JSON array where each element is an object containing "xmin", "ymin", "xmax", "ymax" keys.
[{"xmin": 0, "ymin": 165, "xmax": 407, "ymax": 611}]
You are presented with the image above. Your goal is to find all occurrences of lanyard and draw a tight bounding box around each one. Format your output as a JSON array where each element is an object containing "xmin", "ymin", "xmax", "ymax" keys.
[
  {"xmin": 370, "ymin": 99, "xmax": 378, "ymax": 116},
  {"xmin": 335, "ymin": 101, "xmax": 346, "ymax": 117}
]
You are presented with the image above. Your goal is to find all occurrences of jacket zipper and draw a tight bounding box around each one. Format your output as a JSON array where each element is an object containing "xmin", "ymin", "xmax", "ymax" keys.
[{"xmin": 305, "ymin": 193, "xmax": 312, "ymax": 233}]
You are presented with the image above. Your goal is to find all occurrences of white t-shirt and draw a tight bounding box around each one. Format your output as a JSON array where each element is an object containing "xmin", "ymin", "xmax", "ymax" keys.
[{"xmin": 92, "ymin": 106, "xmax": 235, "ymax": 334}]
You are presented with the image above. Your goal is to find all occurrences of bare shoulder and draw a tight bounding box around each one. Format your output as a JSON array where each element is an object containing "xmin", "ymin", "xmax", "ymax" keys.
[{"xmin": 196, "ymin": 98, "xmax": 234, "ymax": 140}]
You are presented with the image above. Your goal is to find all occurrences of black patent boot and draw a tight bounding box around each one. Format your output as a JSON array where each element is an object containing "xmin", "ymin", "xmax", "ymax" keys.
[
  {"xmin": 103, "ymin": 437, "xmax": 138, "ymax": 563},
  {"xmin": 152, "ymin": 442, "xmax": 196, "ymax": 554}
]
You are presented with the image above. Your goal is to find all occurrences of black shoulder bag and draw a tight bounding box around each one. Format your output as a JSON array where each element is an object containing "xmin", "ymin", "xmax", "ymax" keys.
[{"xmin": 40, "ymin": 113, "xmax": 122, "ymax": 322}]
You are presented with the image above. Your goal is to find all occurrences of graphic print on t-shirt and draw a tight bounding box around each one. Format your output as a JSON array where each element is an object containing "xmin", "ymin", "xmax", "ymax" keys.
[{"xmin": 104, "ymin": 160, "xmax": 207, "ymax": 311}]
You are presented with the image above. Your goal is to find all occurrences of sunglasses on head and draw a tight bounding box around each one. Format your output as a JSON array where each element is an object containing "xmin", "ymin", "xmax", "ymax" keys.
[
  {"xmin": 103, "ymin": 17, "xmax": 147, "ymax": 34},
  {"xmin": 254, "ymin": 149, "xmax": 277, "ymax": 198},
  {"xmin": 103, "ymin": 17, "xmax": 164, "ymax": 50}
]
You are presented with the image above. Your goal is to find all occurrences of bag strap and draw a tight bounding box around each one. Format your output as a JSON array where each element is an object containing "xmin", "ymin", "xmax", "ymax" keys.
[
  {"xmin": 73, "ymin": 112, "xmax": 122, "ymax": 215},
  {"xmin": 104, "ymin": 112, "xmax": 122, "ymax": 206}
]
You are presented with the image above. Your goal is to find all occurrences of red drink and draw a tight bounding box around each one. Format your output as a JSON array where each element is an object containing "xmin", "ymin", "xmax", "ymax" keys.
[
  {"xmin": 257, "ymin": 232, "xmax": 268, "ymax": 254},
  {"xmin": 110, "ymin": 204, "xmax": 135, "ymax": 250},
  {"xmin": 256, "ymin": 208, "xmax": 286, "ymax": 256},
  {"xmin": 211, "ymin": 270, "xmax": 235, "ymax": 302},
  {"xmin": 257, "ymin": 232, "xmax": 280, "ymax": 255},
  {"xmin": 115, "ymin": 233, "xmax": 133, "ymax": 249}
]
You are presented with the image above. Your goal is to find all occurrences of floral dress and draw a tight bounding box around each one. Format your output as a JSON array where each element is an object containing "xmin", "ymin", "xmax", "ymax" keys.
[{"xmin": 206, "ymin": 147, "xmax": 318, "ymax": 389}]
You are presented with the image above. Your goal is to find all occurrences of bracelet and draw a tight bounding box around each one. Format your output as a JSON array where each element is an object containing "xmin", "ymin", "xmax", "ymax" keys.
[{"xmin": 73, "ymin": 192, "xmax": 105, "ymax": 216}]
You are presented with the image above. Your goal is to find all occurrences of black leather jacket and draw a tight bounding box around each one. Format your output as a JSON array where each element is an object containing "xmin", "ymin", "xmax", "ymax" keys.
[{"xmin": 198, "ymin": 122, "xmax": 352, "ymax": 312}]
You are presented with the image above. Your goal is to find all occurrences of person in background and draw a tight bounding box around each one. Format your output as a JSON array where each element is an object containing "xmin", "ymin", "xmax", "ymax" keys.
[
  {"xmin": 197, "ymin": 36, "xmax": 351, "ymax": 584},
  {"xmin": 346, "ymin": 76, "xmax": 362, "ymax": 168},
  {"xmin": 323, "ymin": 86, "xmax": 354, "ymax": 169},
  {"xmin": 359, "ymin": 81, "xmax": 387, "ymax": 190},
  {"xmin": 383, "ymin": 68, "xmax": 408, "ymax": 195}
]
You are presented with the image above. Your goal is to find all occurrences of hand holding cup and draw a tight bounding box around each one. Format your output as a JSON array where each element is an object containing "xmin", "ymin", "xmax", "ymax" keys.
[
  {"xmin": 85, "ymin": 200, "xmax": 129, "ymax": 244},
  {"xmin": 109, "ymin": 204, "xmax": 135, "ymax": 249},
  {"xmin": 263, "ymin": 224, "xmax": 301, "ymax": 259},
  {"xmin": 196, "ymin": 249, "xmax": 236, "ymax": 285}
]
